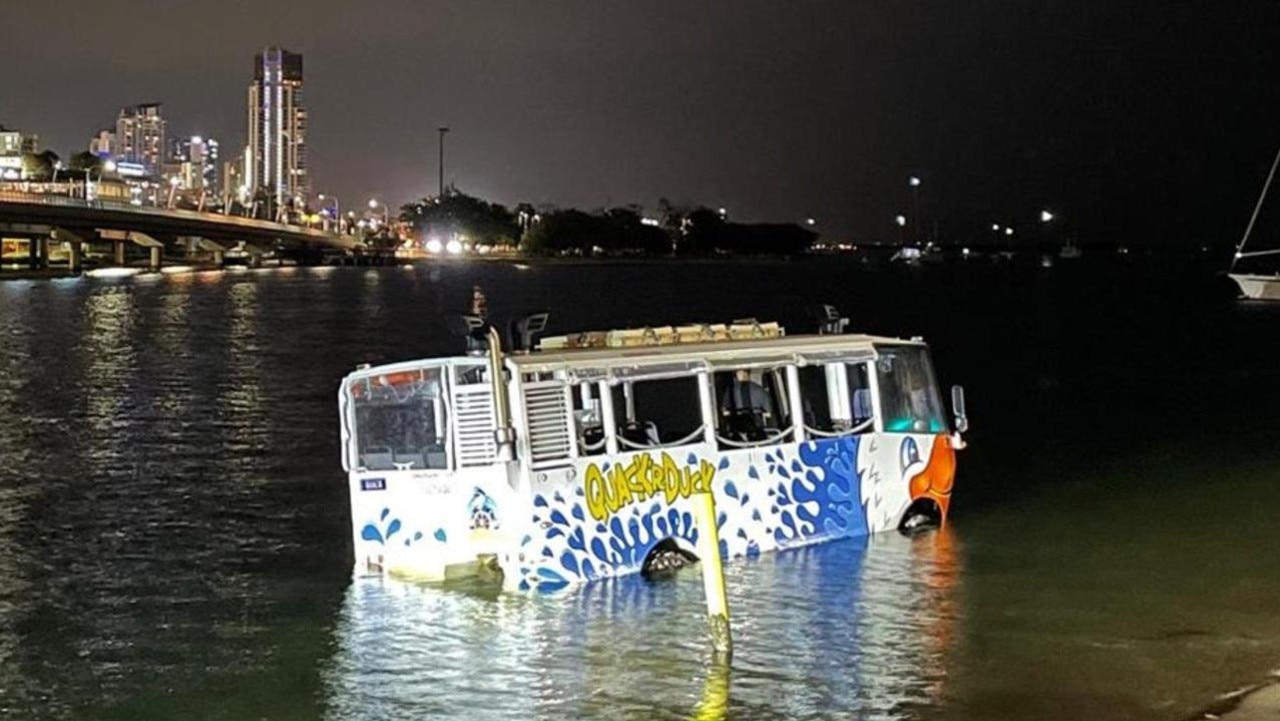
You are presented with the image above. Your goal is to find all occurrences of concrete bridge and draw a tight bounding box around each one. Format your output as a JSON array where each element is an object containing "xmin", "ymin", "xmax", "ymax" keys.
[{"xmin": 0, "ymin": 191, "xmax": 377, "ymax": 272}]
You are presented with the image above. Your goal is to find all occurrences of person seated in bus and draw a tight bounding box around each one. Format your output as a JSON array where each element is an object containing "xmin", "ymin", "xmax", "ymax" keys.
[{"xmin": 720, "ymin": 369, "xmax": 771, "ymax": 439}]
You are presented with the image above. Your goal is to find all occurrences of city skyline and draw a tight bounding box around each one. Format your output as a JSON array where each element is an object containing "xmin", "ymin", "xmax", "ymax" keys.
[{"xmin": 2, "ymin": 2, "xmax": 1280, "ymax": 244}]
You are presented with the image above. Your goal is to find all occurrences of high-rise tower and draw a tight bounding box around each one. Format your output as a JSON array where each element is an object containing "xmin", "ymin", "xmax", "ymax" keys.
[
  {"xmin": 116, "ymin": 103, "xmax": 166, "ymax": 174},
  {"xmin": 247, "ymin": 47, "xmax": 308, "ymax": 213}
]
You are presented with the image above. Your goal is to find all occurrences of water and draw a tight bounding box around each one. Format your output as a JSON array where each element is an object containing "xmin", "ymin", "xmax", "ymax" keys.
[{"xmin": 1, "ymin": 259, "xmax": 1279, "ymax": 720}]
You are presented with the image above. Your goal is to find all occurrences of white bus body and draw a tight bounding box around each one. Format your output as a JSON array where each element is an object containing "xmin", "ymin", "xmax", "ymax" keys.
[{"xmin": 338, "ymin": 326, "xmax": 962, "ymax": 592}]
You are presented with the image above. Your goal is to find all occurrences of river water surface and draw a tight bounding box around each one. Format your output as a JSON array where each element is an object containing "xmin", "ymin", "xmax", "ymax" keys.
[{"xmin": 1, "ymin": 260, "xmax": 1278, "ymax": 720}]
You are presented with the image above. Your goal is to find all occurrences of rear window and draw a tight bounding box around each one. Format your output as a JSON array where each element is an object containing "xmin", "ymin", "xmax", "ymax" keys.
[{"xmin": 350, "ymin": 367, "xmax": 449, "ymax": 470}]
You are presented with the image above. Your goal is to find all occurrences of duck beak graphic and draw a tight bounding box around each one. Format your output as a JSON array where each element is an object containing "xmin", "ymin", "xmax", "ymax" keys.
[{"xmin": 909, "ymin": 434, "xmax": 956, "ymax": 520}]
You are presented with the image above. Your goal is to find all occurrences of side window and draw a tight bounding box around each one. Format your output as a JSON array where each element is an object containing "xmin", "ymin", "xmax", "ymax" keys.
[
  {"xmin": 350, "ymin": 367, "xmax": 449, "ymax": 471},
  {"xmin": 797, "ymin": 365, "xmax": 834, "ymax": 432},
  {"xmin": 714, "ymin": 367, "xmax": 790, "ymax": 446},
  {"xmin": 847, "ymin": 362, "xmax": 873, "ymax": 427},
  {"xmin": 875, "ymin": 346, "xmax": 947, "ymax": 433},
  {"xmin": 611, "ymin": 377, "xmax": 704, "ymax": 449},
  {"xmin": 797, "ymin": 362, "xmax": 873, "ymax": 435},
  {"xmin": 572, "ymin": 382, "xmax": 606, "ymax": 456}
]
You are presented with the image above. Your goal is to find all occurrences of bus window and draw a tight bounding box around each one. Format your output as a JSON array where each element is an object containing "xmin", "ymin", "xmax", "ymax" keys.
[
  {"xmin": 875, "ymin": 346, "xmax": 946, "ymax": 433},
  {"xmin": 714, "ymin": 367, "xmax": 790, "ymax": 446},
  {"xmin": 610, "ymin": 377, "xmax": 704, "ymax": 449},
  {"xmin": 798, "ymin": 362, "xmax": 872, "ymax": 435},
  {"xmin": 847, "ymin": 362, "xmax": 873, "ymax": 427},
  {"xmin": 350, "ymin": 367, "xmax": 449, "ymax": 470},
  {"xmin": 572, "ymin": 382, "xmax": 606, "ymax": 456}
]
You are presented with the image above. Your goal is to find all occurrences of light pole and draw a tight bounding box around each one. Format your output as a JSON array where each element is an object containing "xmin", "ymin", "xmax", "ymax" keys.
[
  {"xmin": 895, "ymin": 214, "xmax": 907, "ymax": 246},
  {"xmin": 908, "ymin": 176, "xmax": 921, "ymax": 245},
  {"xmin": 319, "ymin": 193, "xmax": 340, "ymax": 232},
  {"xmin": 167, "ymin": 176, "xmax": 181, "ymax": 209},
  {"xmin": 369, "ymin": 198, "xmax": 389, "ymax": 230},
  {"xmin": 437, "ymin": 126, "xmax": 450, "ymax": 197},
  {"xmin": 1040, "ymin": 208, "xmax": 1057, "ymax": 252}
]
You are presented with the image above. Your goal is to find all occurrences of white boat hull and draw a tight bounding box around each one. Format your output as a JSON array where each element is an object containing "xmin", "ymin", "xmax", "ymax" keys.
[{"xmin": 1230, "ymin": 273, "xmax": 1280, "ymax": 300}]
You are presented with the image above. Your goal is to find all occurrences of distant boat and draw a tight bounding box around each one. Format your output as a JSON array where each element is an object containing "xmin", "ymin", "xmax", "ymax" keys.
[
  {"xmin": 1229, "ymin": 273, "xmax": 1280, "ymax": 300},
  {"xmin": 1229, "ymin": 141, "xmax": 1280, "ymax": 300},
  {"xmin": 891, "ymin": 246, "xmax": 923, "ymax": 264}
]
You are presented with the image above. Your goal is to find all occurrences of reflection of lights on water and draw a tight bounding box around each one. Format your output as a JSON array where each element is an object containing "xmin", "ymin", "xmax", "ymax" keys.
[
  {"xmin": 86, "ymin": 267, "xmax": 142, "ymax": 278},
  {"xmin": 321, "ymin": 532, "xmax": 961, "ymax": 718},
  {"xmin": 513, "ymin": 263, "xmax": 530, "ymax": 271},
  {"xmin": 160, "ymin": 265, "xmax": 196, "ymax": 275}
]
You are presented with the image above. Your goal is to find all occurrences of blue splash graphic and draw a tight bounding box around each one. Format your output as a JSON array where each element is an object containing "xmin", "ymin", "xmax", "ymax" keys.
[
  {"xmin": 360, "ymin": 507, "xmax": 403, "ymax": 546},
  {"xmin": 521, "ymin": 490, "xmax": 699, "ymax": 592}
]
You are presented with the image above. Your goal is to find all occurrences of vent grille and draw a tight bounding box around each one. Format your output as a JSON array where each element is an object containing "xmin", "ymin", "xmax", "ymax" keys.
[
  {"xmin": 454, "ymin": 385, "xmax": 497, "ymax": 467},
  {"xmin": 524, "ymin": 382, "xmax": 572, "ymax": 469}
]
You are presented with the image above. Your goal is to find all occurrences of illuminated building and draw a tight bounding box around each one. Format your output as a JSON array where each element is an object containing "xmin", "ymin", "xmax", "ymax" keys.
[
  {"xmin": 0, "ymin": 126, "xmax": 22, "ymax": 180},
  {"xmin": 247, "ymin": 46, "xmax": 308, "ymax": 214},
  {"xmin": 169, "ymin": 135, "xmax": 220, "ymax": 191},
  {"xmin": 89, "ymin": 128, "xmax": 116, "ymax": 158},
  {"xmin": 116, "ymin": 103, "xmax": 167, "ymax": 175}
]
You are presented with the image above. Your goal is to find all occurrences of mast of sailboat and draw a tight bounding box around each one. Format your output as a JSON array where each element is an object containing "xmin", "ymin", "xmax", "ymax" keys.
[{"xmin": 1231, "ymin": 141, "xmax": 1280, "ymax": 271}]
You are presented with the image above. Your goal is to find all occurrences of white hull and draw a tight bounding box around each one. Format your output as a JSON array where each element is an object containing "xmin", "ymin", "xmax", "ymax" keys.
[{"xmin": 1230, "ymin": 273, "xmax": 1280, "ymax": 300}]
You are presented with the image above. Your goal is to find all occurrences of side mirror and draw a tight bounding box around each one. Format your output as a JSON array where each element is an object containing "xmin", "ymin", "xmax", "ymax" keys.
[{"xmin": 951, "ymin": 385, "xmax": 969, "ymax": 434}]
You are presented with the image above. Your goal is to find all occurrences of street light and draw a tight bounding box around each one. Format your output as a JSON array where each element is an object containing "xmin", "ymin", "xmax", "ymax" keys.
[
  {"xmin": 908, "ymin": 176, "xmax": 922, "ymax": 244},
  {"xmin": 368, "ymin": 198, "xmax": 389, "ymax": 229},
  {"xmin": 167, "ymin": 176, "xmax": 182, "ymax": 209},
  {"xmin": 1040, "ymin": 209, "xmax": 1055, "ymax": 223},
  {"xmin": 319, "ymin": 193, "xmax": 341, "ymax": 232}
]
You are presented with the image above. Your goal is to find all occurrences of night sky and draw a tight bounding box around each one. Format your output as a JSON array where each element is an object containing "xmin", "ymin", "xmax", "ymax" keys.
[{"xmin": 2, "ymin": 1, "xmax": 1279, "ymax": 246}]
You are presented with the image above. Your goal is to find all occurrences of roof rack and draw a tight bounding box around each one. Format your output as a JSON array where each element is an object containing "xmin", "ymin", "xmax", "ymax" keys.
[{"xmin": 540, "ymin": 319, "xmax": 784, "ymax": 350}]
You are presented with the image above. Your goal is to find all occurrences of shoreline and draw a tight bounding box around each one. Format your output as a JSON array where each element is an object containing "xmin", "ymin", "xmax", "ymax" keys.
[
  {"xmin": 1184, "ymin": 671, "xmax": 1280, "ymax": 720},
  {"xmin": 0, "ymin": 254, "xmax": 826, "ymax": 282}
]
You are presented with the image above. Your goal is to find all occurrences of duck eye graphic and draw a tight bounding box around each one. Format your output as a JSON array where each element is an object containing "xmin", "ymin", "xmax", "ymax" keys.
[{"xmin": 899, "ymin": 437, "xmax": 920, "ymax": 473}]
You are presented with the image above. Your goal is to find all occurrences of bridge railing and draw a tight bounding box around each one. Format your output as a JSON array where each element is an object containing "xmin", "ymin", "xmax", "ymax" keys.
[{"xmin": 0, "ymin": 189, "xmax": 344, "ymax": 240}]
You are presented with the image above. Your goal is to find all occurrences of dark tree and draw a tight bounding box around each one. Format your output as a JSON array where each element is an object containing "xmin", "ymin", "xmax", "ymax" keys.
[
  {"xmin": 21, "ymin": 150, "xmax": 60, "ymax": 181},
  {"xmin": 68, "ymin": 151, "xmax": 103, "ymax": 176},
  {"xmin": 400, "ymin": 190, "xmax": 519, "ymax": 247},
  {"xmin": 521, "ymin": 207, "xmax": 671, "ymax": 256}
]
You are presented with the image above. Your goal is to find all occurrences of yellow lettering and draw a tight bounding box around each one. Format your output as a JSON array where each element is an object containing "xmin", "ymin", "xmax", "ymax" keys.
[
  {"xmin": 699, "ymin": 461, "xmax": 716, "ymax": 494},
  {"xmin": 609, "ymin": 465, "xmax": 629, "ymax": 514},
  {"xmin": 583, "ymin": 453, "xmax": 720, "ymax": 521},
  {"xmin": 585, "ymin": 465, "xmax": 608, "ymax": 521}
]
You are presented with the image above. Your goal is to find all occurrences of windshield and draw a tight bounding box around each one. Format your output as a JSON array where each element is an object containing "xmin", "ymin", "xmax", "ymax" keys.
[
  {"xmin": 875, "ymin": 345, "xmax": 947, "ymax": 433},
  {"xmin": 349, "ymin": 367, "xmax": 449, "ymax": 470}
]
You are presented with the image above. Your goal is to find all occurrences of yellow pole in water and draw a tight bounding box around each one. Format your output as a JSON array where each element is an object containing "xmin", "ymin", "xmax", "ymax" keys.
[{"xmin": 693, "ymin": 488, "xmax": 732, "ymax": 658}]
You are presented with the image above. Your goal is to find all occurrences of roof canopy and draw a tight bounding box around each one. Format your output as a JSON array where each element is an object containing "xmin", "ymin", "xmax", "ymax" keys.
[{"xmin": 506, "ymin": 333, "xmax": 916, "ymax": 383}]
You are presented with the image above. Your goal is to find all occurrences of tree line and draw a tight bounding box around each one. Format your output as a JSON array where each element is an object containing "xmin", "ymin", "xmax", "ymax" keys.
[{"xmin": 397, "ymin": 190, "xmax": 817, "ymax": 256}]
